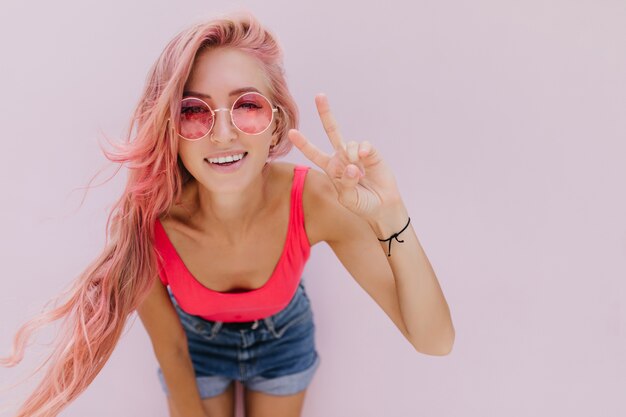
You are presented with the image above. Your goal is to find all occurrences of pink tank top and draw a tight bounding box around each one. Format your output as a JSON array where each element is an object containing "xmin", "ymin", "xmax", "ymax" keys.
[{"xmin": 153, "ymin": 165, "xmax": 311, "ymax": 322}]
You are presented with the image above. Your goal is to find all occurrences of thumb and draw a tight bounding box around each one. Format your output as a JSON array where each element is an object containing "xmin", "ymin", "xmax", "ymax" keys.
[{"xmin": 336, "ymin": 164, "xmax": 360, "ymax": 205}]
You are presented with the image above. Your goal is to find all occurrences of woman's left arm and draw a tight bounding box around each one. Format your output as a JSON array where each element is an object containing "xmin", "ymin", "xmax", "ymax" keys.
[
  {"xmin": 368, "ymin": 199, "xmax": 455, "ymax": 356},
  {"xmin": 288, "ymin": 94, "xmax": 455, "ymax": 356}
]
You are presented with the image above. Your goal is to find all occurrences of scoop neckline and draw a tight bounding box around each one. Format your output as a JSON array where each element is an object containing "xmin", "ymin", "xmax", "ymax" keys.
[{"xmin": 154, "ymin": 170, "xmax": 297, "ymax": 296}]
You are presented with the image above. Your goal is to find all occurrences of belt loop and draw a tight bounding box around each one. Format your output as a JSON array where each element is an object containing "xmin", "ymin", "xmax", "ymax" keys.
[
  {"xmin": 251, "ymin": 319, "xmax": 259, "ymax": 330},
  {"xmin": 212, "ymin": 321, "xmax": 223, "ymax": 336}
]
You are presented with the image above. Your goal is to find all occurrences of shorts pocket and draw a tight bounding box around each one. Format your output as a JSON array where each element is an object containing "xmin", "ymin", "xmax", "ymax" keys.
[
  {"xmin": 267, "ymin": 286, "xmax": 314, "ymax": 339},
  {"xmin": 168, "ymin": 287, "xmax": 221, "ymax": 341},
  {"xmin": 175, "ymin": 306, "xmax": 221, "ymax": 341},
  {"xmin": 268, "ymin": 308, "xmax": 313, "ymax": 339}
]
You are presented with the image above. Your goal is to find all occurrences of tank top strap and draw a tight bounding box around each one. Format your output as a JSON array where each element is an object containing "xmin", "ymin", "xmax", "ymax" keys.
[{"xmin": 290, "ymin": 165, "xmax": 311, "ymax": 249}]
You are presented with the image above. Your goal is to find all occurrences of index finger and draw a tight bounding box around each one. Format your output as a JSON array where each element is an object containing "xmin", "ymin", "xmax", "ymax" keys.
[{"xmin": 315, "ymin": 93, "xmax": 346, "ymax": 152}]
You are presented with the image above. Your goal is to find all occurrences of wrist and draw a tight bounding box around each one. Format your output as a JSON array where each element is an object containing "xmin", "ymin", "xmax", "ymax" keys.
[{"xmin": 367, "ymin": 201, "xmax": 410, "ymax": 239}]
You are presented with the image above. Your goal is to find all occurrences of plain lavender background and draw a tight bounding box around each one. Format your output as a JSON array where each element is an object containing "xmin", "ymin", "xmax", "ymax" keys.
[{"xmin": 1, "ymin": 1, "xmax": 625, "ymax": 416}]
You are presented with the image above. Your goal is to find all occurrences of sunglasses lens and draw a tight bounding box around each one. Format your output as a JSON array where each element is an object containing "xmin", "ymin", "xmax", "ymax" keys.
[
  {"xmin": 179, "ymin": 98, "xmax": 213, "ymax": 140},
  {"xmin": 232, "ymin": 92, "xmax": 274, "ymax": 134},
  {"xmin": 177, "ymin": 93, "xmax": 274, "ymax": 139}
]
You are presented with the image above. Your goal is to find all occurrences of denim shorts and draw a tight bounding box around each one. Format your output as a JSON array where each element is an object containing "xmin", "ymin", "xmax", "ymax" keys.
[{"xmin": 157, "ymin": 281, "xmax": 321, "ymax": 398}]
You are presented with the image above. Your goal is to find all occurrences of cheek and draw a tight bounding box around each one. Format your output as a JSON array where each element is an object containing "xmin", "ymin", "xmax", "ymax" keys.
[
  {"xmin": 177, "ymin": 146, "xmax": 189, "ymax": 165},
  {"xmin": 270, "ymin": 116, "xmax": 281, "ymax": 136},
  {"xmin": 177, "ymin": 143, "xmax": 201, "ymax": 170}
]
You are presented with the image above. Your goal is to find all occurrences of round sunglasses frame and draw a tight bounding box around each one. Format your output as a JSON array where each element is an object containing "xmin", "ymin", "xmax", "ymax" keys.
[{"xmin": 173, "ymin": 91, "xmax": 279, "ymax": 141}]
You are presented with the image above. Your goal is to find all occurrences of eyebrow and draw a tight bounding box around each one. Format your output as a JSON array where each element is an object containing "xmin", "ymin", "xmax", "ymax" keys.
[{"xmin": 182, "ymin": 86, "xmax": 262, "ymax": 99}]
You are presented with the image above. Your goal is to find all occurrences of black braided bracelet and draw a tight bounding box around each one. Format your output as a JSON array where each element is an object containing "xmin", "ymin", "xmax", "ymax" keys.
[{"xmin": 377, "ymin": 217, "xmax": 411, "ymax": 257}]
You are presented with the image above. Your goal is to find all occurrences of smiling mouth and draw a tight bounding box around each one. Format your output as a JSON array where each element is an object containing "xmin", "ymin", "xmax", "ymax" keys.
[{"xmin": 205, "ymin": 152, "xmax": 249, "ymax": 166}]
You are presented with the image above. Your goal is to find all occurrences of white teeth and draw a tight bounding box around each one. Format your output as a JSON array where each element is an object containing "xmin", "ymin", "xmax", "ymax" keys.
[{"xmin": 208, "ymin": 153, "xmax": 245, "ymax": 164}]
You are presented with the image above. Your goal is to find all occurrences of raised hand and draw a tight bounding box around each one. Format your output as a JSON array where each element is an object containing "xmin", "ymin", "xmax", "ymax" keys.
[{"xmin": 287, "ymin": 93, "xmax": 402, "ymax": 221}]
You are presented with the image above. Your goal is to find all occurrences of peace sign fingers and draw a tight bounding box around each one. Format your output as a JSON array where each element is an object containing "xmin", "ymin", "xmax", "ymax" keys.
[
  {"xmin": 315, "ymin": 93, "xmax": 346, "ymax": 152},
  {"xmin": 288, "ymin": 93, "xmax": 365, "ymax": 179},
  {"xmin": 287, "ymin": 128, "xmax": 331, "ymax": 170}
]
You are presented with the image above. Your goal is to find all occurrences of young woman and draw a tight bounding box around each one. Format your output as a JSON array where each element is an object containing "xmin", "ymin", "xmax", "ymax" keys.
[{"xmin": 1, "ymin": 11, "xmax": 454, "ymax": 417}]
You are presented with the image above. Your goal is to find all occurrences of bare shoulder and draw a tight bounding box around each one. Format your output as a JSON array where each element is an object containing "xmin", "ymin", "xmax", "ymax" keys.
[
  {"xmin": 268, "ymin": 161, "xmax": 340, "ymax": 247},
  {"xmin": 297, "ymin": 164, "xmax": 351, "ymax": 247}
]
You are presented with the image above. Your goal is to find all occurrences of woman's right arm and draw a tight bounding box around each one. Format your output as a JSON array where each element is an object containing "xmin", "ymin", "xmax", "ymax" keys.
[{"xmin": 137, "ymin": 279, "xmax": 207, "ymax": 417}]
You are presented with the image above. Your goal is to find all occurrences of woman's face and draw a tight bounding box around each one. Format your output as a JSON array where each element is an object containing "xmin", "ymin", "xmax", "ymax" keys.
[{"xmin": 177, "ymin": 47, "xmax": 278, "ymax": 194}]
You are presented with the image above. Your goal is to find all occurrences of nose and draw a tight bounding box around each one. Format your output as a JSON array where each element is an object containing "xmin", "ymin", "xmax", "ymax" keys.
[{"xmin": 210, "ymin": 108, "xmax": 237, "ymax": 143}]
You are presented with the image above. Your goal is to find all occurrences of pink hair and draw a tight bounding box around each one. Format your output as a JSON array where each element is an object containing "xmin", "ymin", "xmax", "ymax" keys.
[{"xmin": 0, "ymin": 10, "xmax": 298, "ymax": 416}]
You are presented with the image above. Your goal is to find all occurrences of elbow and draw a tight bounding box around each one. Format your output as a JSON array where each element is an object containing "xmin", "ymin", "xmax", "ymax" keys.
[
  {"xmin": 411, "ymin": 327, "xmax": 455, "ymax": 356},
  {"xmin": 154, "ymin": 340, "xmax": 189, "ymax": 361},
  {"xmin": 413, "ymin": 341, "xmax": 454, "ymax": 356}
]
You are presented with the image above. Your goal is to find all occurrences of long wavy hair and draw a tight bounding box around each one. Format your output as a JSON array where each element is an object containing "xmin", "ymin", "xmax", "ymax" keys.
[{"xmin": 0, "ymin": 10, "xmax": 298, "ymax": 416}]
